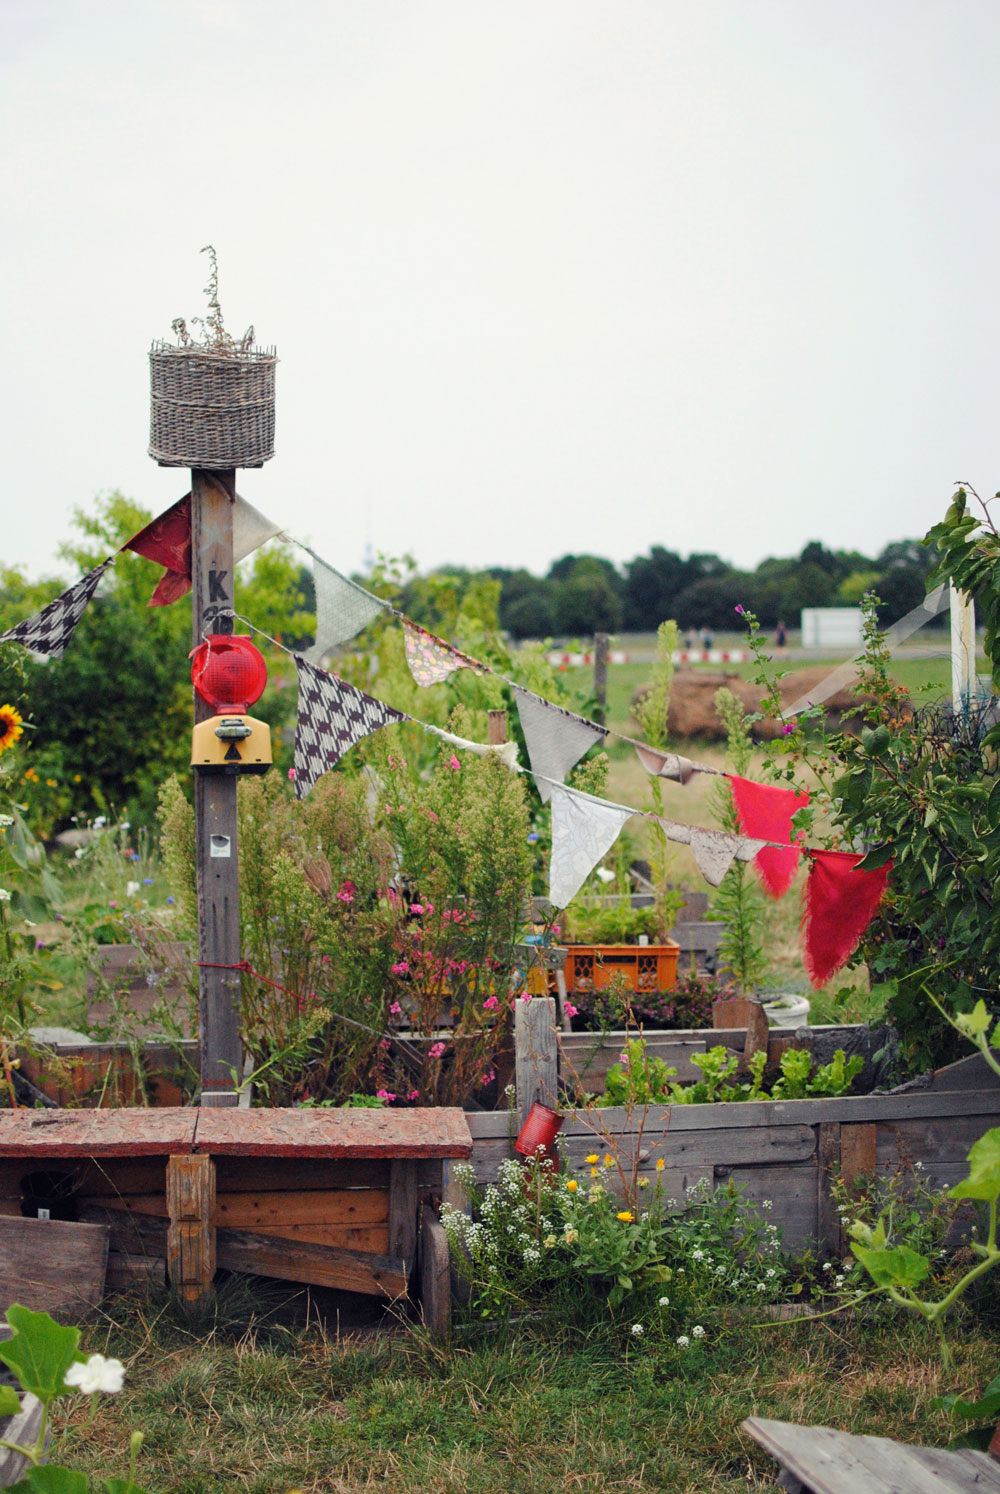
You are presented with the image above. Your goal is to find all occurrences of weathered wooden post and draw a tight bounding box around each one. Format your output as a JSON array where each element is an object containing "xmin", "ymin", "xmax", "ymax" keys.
[
  {"xmin": 191, "ymin": 471, "xmax": 242, "ymax": 1105},
  {"xmin": 148, "ymin": 271, "xmax": 277, "ymax": 1108},
  {"xmin": 593, "ymin": 632, "xmax": 609, "ymax": 725},
  {"xmin": 950, "ymin": 585, "xmax": 977, "ymax": 719}
]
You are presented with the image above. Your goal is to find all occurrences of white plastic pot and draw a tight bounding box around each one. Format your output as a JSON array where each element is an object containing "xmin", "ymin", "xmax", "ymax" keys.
[{"xmin": 762, "ymin": 993, "xmax": 811, "ymax": 1027}]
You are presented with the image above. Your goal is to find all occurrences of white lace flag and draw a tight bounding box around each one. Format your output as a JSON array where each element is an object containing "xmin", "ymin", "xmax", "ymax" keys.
[
  {"xmin": 513, "ymin": 687, "xmax": 607, "ymax": 803},
  {"xmin": 549, "ymin": 784, "xmax": 635, "ymax": 908},
  {"xmin": 425, "ymin": 724, "xmax": 519, "ymax": 771}
]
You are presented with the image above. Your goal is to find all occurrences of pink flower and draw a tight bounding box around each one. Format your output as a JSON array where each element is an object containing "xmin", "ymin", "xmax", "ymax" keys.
[
  {"xmin": 379, "ymin": 1038, "xmax": 391, "ymax": 1052},
  {"xmin": 407, "ymin": 1089, "xmax": 420, "ymax": 1102},
  {"xmin": 482, "ymin": 995, "xmax": 500, "ymax": 1011},
  {"xmin": 480, "ymin": 1070, "xmax": 495, "ymax": 1086},
  {"xmin": 389, "ymin": 1001, "xmax": 402, "ymax": 1015},
  {"xmin": 781, "ymin": 723, "xmax": 795, "ymax": 736},
  {"xmin": 391, "ymin": 960, "xmax": 410, "ymax": 976},
  {"xmin": 564, "ymin": 1002, "xmax": 578, "ymax": 1018},
  {"xmin": 449, "ymin": 755, "xmax": 461, "ymax": 770},
  {"xmin": 336, "ymin": 881, "xmax": 356, "ymax": 904},
  {"xmin": 410, "ymin": 903, "xmax": 425, "ymax": 915},
  {"xmin": 428, "ymin": 1041, "xmax": 447, "ymax": 1059},
  {"xmin": 519, "ymin": 991, "xmax": 532, "ymax": 1003},
  {"xmin": 376, "ymin": 1089, "xmax": 396, "ymax": 1103},
  {"xmin": 287, "ymin": 767, "xmax": 296, "ymax": 781},
  {"xmin": 734, "ymin": 604, "xmax": 745, "ymax": 616},
  {"xmin": 427, "ymin": 810, "xmax": 440, "ymax": 822}
]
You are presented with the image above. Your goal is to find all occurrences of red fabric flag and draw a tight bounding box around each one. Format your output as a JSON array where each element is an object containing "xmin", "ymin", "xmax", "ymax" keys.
[
  {"xmin": 123, "ymin": 496, "xmax": 191, "ymax": 606},
  {"xmin": 802, "ymin": 849, "xmax": 891, "ymax": 988},
  {"xmin": 728, "ymin": 774, "xmax": 809, "ymax": 898}
]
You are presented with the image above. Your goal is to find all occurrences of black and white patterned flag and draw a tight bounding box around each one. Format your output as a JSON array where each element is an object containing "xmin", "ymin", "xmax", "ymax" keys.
[
  {"xmin": 294, "ymin": 657, "xmax": 406, "ymax": 797},
  {"xmin": 0, "ymin": 557, "xmax": 115, "ymax": 659}
]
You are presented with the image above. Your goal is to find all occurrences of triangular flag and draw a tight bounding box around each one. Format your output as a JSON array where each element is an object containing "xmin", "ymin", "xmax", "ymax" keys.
[
  {"xmin": 304, "ymin": 557, "xmax": 385, "ymax": 662},
  {"xmin": 125, "ymin": 494, "xmax": 283, "ymax": 607},
  {"xmin": 655, "ymin": 818, "xmax": 767, "ymax": 887},
  {"xmin": 513, "ymin": 686, "xmax": 607, "ymax": 803},
  {"xmin": 425, "ymin": 724, "xmax": 519, "ymax": 771},
  {"xmin": 0, "ymin": 558, "xmax": 115, "ymax": 659},
  {"xmin": 549, "ymin": 784, "xmax": 635, "ymax": 907},
  {"xmin": 729, "ymin": 775, "xmax": 809, "ymax": 898},
  {"xmin": 802, "ymin": 849, "xmax": 891, "ymax": 988},
  {"xmin": 294, "ymin": 658, "xmax": 406, "ymax": 796},
  {"xmin": 634, "ymin": 744, "xmax": 696, "ymax": 784},
  {"xmin": 124, "ymin": 496, "xmax": 191, "ymax": 605},
  {"xmin": 403, "ymin": 621, "xmax": 486, "ymax": 687}
]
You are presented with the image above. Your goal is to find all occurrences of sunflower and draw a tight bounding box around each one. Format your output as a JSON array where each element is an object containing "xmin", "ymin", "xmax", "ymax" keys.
[{"xmin": 0, "ymin": 705, "xmax": 24, "ymax": 755}]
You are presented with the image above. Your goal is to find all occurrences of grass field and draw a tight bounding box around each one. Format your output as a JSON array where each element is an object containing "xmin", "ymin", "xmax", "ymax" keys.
[{"xmin": 46, "ymin": 1287, "xmax": 1000, "ymax": 1493}]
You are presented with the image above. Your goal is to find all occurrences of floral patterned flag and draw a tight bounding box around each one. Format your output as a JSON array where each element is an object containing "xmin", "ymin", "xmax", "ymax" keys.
[
  {"xmin": 513, "ymin": 686, "xmax": 607, "ymax": 803},
  {"xmin": 549, "ymin": 784, "xmax": 635, "ymax": 908},
  {"xmin": 304, "ymin": 556, "xmax": 386, "ymax": 663},
  {"xmin": 728, "ymin": 774, "xmax": 810, "ymax": 898},
  {"xmin": 403, "ymin": 621, "xmax": 486, "ymax": 687},
  {"xmin": 294, "ymin": 658, "xmax": 405, "ymax": 797},
  {"xmin": 802, "ymin": 849, "xmax": 891, "ymax": 987},
  {"xmin": 0, "ymin": 557, "xmax": 115, "ymax": 658},
  {"xmin": 124, "ymin": 493, "xmax": 283, "ymax": 606}
]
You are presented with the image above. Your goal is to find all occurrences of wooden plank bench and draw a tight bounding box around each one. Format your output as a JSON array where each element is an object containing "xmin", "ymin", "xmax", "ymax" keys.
[
  {"xmin": 743, "ymin": 1416, "xmax": 1000, "ymax": 1493},
  {"xmin": 0, "ymin": 1107, "xmax": 471, "ymax": 1331}
]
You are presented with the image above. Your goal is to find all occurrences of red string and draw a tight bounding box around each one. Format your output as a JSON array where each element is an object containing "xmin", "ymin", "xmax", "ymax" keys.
[{"xmin": 197, "ymin": 958, "xmax": 301, "ymax": 1004}]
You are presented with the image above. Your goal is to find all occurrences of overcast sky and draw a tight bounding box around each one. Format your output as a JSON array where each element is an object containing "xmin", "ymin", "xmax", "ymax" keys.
[{"xmin": 3, "ymin": 0, "xmax": 999, "ymax": 584}]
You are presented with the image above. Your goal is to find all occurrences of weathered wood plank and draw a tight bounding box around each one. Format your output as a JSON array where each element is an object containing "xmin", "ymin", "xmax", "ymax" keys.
[
  {"xmin": 77, "ymin": 1203, "xmax": 168, "ymax": 1258},
  {"xmin": 166, "ymin": 1155, "xmax": 215, "ymax": 1307},
  {"xmin": 420, "ymin": 1205, "xmax": 451, "ymax": 1338},
  {"xmin": 104, "ymin": 1251, "xmax": 167, "ymax": 1290},
  {"xmin": 514, "ymin": 997, "xmax": 559, "ymax": 1126},
  {"xmin": 89, "ymin": 1187, "xmax": 391, "ymax": 1229},
  {"xmin": 719, "ymin": 1162, "xmax": 818, "ymax": 1253},
  {"xmin": 560, "ymin": 1087, "xmax": 1000, "ymax": 1132},
  {"xmin": 561, "ymin": 1123, "xmax": 817, "ymax": 1172},
  {"xmin": 192, "ymin": 1107, "xmax": 472, "ymax": 1158},
  {"xmin": 388, "ymin": 1159, "xmax": 418, "ymax": 1266},
  {"xmin": 215, "ymin": 1226, "xmax": 408, "ymax": 1298},
  {"xmin": 0, "ymin": 1217, "xmax": 109, "ymax": 1319},
  {"xmin": 214, "ymin": 1156, "xmax": 390, "ymax": 1192},
  {"xmin": 876, "ymin": 1114, "xmax": 996, "ymax": 1168},
  {"xmin": 743, "ymin": 1416, "xmax": 1000, "ymax": 1494},
  {"xmin": 560, "ymin": 1036, "xmax": 708, "ymax": 1087},
  {"xmin": 0, "ymin": 1391, "xmax": 45, "ymax": 1485},
  {"xmin": 817, "ymin": 1123, "xmax": 842, "ymax": 1257},
  {"xmin": 841, "ymin": 1123, "xmax": 876, "ymax": 1185},
  {"xmin": 0, "ymin": 1109, "xmax": 198, "ymax": 1156}
]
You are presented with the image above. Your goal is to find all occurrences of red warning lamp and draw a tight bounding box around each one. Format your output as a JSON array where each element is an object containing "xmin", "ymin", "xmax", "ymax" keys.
[{"xmin": 190, "ymin": 635, "xmax": 268, "ymax": 713}]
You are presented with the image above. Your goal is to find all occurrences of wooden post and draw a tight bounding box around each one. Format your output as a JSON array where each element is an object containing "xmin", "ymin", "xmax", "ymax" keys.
[
  {"xmin": 191, "ymin": 469, "xmax": 242, "ymax": 1106},
  {"xmin": 166, "ymin": 1153, "xmax": 216, "ymax": 1308},
  {"xmin": 487, "ymin": 709, "xmax": 508, "ymax": 745},
  {"xmin": 514, "ymin": 996, "xmax": 559, "ymax": 1128},
  {"xmin": 593, "ymin": 632, "xmax": 609, "ymax": 725}
]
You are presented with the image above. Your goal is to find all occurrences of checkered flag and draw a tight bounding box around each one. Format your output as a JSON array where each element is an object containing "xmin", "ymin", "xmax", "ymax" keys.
[
  {"xmin": 0, "ymin": 557, "xmax": 115, "ymax": 659},
  {"xmin": 294, "ymin": 657, "xmax": 406, "ymax": 797}
]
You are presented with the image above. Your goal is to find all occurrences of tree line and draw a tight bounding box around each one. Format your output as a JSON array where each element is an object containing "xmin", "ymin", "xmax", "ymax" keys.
[{"xmin": 464, "ymin": 538, "xmax": 939, "ymax": 639}]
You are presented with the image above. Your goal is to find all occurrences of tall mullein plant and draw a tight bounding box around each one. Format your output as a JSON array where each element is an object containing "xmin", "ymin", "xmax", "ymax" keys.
[
  {"xmin": 711, "ymin": 689, "xmax": 770, "ymax": 994},
  {"xmin": 632, "ymin": 621, "xmax": 685, "ymax": 936}
]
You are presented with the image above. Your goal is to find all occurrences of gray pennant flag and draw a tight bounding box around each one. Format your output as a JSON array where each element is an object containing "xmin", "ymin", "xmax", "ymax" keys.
[
  {"xmin": 656, "ymin": 816, "xmax": 767, "ymax": 888},
  {"xmin": 305, "ymin": 557, "xmax": 386, "ymax": 663},
  {"xmin": 513, "ymin": 686, "xmax": 607, "ymax": 803},
  {"xmin": 294, "ymin": 658, "xmax": 405, "ymax": 796}
]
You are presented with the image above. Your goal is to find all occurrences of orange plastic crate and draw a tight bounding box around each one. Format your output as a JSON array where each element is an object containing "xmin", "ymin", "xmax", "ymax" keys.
[{"xmin": 563, "ymin": 942, "xmax": 680, "ymax": 994}]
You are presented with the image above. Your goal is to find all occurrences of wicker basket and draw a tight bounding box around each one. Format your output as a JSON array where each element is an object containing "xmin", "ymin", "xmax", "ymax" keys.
[{"xmin": 148, "ymin": 341, "xmax": 277, "ymax": 469}]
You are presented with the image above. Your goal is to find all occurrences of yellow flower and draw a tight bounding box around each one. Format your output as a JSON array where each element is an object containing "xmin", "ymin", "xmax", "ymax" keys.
[
  {"xmin": 603, "ymin": 1153, "xmax": 614, "ymax": 1168},
  {"xmin": 0, "ymin": 706, "xmax": 23, "ymax": 755},
  {"xmin": 566, "ymin": 1179, "xmax": 578, "ymax": 1192},
  {"xmin": 590, "ymin": 1166, "xmax": 598, "ymax": 1178},
  {"xmin": 638, "ymin": 1177, "xmax": 650, "ymax": 1189},
  {"xmin": 585, "ymin": 1153, "xmax": 599, "ymax": 1166},
  {"xmin": 655, "ymin": 1157, "xmax": 665, "ymax": 1172},
  {"xmin": 45, "ymin": 779, "xmax": 56, "ymax": 787},
  {"xmin": 617, "ymin": 1210, "xmax": 634, "ymax": 1223}
]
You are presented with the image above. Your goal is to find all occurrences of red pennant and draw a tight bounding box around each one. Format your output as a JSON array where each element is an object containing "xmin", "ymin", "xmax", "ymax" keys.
[
  {"xmin": 728, "ymin": 775, "xmax": 809, "ymax": 898},
  {"xmin": 802, "ymin": 849, "xmax": 891, "ymax": 988},
  {"xmin": 123, "ymin": 496, "xmax": 191, "ymax": 606}
]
